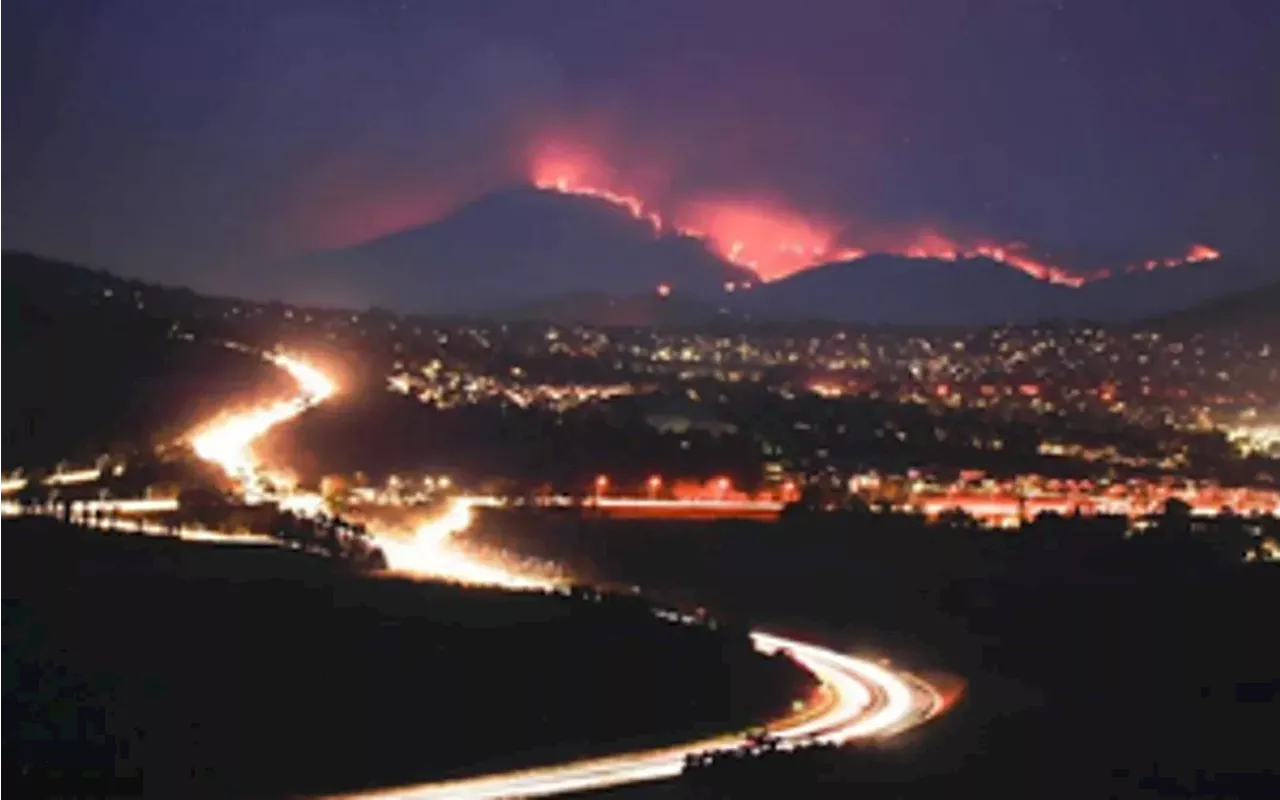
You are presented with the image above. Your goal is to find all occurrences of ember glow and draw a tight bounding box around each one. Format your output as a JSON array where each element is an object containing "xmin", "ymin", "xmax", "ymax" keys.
[{"xmin": 528, "ymin": 147, "xmax": 1221, "ymax": 286}]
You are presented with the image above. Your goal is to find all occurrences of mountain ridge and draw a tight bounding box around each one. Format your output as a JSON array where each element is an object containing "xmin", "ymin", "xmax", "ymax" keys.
[
  {"xmin": 269, "ymin": 187, "xmax": 755, "ymax": 313},
  {"xmin": 260, "ymin": 185, "xmax": 1269, "ymax": 324}
]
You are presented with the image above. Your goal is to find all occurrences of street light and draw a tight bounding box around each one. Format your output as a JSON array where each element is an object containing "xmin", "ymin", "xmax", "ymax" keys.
[
  {"xmin": 647, "ymin": 475, "xmax": 662, "ymax": 499},
  {"xmin": 714, "ymin": 476, "xmax": 730, "ymax": 500},
  {"xmin": 594, "ymin": 475, "xmax": 609, "ymax": 502}
]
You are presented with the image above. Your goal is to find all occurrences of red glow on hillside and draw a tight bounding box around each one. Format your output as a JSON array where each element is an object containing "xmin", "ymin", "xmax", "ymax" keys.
[
  {"xmin": 677, "ymin": 199, "xmax": 844, "ymax": 281},
  {"xmin": 527, "ymin": 148, "xmax": 1221, "ymax": 288},
  {"xmin": 530, "ymin": 151, "xmax": 664, "ymax": 233}
]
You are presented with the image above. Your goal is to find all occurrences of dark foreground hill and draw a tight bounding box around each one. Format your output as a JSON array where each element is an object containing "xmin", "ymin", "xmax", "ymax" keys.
[
  {"xmin": 465, "ymin": 510, "xmax": 1280, "ymax": 800},
  {"xmin": 0, "ymin": 293, "xmax": 290, "ymax": 468},
  {"xmin": 2, "ymin": 253, "xmax": 293, "ymax": 468},
  {"xmin": 3, "ymin": 519, "xmax": 813, "ymax": 798}
]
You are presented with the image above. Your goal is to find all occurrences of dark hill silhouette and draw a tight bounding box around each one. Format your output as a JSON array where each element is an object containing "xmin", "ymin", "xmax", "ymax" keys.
[
  {"xmin": 739, "ymin": 253, "xmax": 1271, "ymax": 326},
  {"xmin": 1143, "ymin": 277, "xmax": 1280, "ymax": 336},
  {"xmin": 5, "ymin": 518, "xmax": 814, "ymax": 797},
  {"xmin": 471, "ymin": 252, "xmax": 1276, "ymax": 328},
  {"xmin": 2, "ymin": 253, "xmax": 293, "ymax": 468},
  {"xmin": 737, "ymin": 254, "xmax": 1071, "ymax": 326},
  {"xmin": 270, "ymin": 187, "xmax": 755, "ymax": 312},
  {"xmin": 1072, "ymin": 260, "xmax": 1275, "ymax": 322},
  {"xmin": 465, "ymin": 510, "xmax": 1280, "ymax": 800},
  {"xmin": 7, "ymin": 247, "xmax": 1274, "ymax": 334}
]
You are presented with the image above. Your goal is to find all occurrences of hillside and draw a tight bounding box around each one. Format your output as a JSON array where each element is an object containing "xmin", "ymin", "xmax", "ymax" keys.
[
  {"xmin": 4, "ymin": 518, "xmax": 814, "ymax": 797},
  {"xmin": 8, "ymin": 247, "xmax": 1274, "ymax": 339},
  {"xmin": 269, "ymin": 187, "xmax": 755, "ymax": 313},
  {"xmin": 736, "ymin": 253, "xmax": 1273, "ymax": 326},
  {"xmin": 1144, "ymin": 278, "xmax": 1280, "ymax": 336},
  {"xmin": 465, "ymin": 511, "xmax": 1280, "ymax": 800},
  {"xmin": 736, "ymin": 255, "xmax": 1070, "ymax": 326},
  {"xmin": 2, "ymin": 253, "xmax": 294, "ymax": 468}
]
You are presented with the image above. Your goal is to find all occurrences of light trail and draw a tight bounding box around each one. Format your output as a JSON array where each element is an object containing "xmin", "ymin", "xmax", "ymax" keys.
[
  {"xmin": 331, "ymin": 630, "xmax": 941, "ymax": 800},
  {"xmin": 68, "ymin": 497, "xmax": 178, "ymax": 514},
  {"xmin": 1, "ymin": 468, "xmax": 105, "ymax": 494},
  {"xmin": 373, "ymin": 498, "xmax": 551, "ymax": 590},
  {"xmin": 8, "ymin": 343, "xmax": 949, "ymax": 797},
  {"xmin": 184, "ymin": 346, "xmax": 555, "ymax": 588},
  {"xmin": 0, "ymin": 501, "xmax": 277, "ymax": 546},
  {"xmin": 189, "ymin": 349, "xmax": 336, "ymax": 504}
]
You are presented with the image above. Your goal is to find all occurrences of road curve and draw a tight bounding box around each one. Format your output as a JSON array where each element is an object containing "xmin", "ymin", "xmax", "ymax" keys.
[
  {"xmin": 330, "ymin": 630, "xmax": 942, "ymax": 800},
  {"xmin": 2, "ymin": 344, "xmax": 947, "ymax": 799}
]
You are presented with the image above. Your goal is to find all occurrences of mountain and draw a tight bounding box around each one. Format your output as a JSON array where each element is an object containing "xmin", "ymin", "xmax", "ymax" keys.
[
  {"xmin": 1071, "ymin": 261, "xmax": 1273, "ymax": 322},
  {"xmin": 737, "ymin": 253, "xmax": 1272, "ymax": 326},
  {"xmin": 1144, "ymin": 278, "xmax": 1280, "ymax": 336},
  {"xmin": 271, "ymin": 187, "xmax": 754, "ymax": 313},
  {"xmin": 732, "ymin": 255, "xmax": 1071, "ymax": 326},
  {"xmin": 255, "ymin": 186, "xmax": 1276, "ymax": 324}
]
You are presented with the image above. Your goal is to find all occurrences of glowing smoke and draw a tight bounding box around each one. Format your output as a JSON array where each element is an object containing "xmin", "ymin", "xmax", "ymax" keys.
[{"xmin": 528, "ymin": 146, "xmax": 1221, "ymax": 286}]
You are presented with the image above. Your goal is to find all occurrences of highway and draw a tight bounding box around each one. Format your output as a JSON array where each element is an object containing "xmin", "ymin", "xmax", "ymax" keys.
[
  {"xmin": 239, "ymin": 356, "xmax": 942, "ymax": 797},
  {"xmin": 330, "ymin": 631, "xmax": 941, "ymax": 800},
  {"xmin": 6, "ymin": 343, "xmax": 949, "ymax": 798}
]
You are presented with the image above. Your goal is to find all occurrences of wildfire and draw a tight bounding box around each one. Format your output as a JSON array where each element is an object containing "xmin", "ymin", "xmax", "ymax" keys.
[{"xmin": 528, "ymin": 148, "xmax": 1220, "ymax": 286}]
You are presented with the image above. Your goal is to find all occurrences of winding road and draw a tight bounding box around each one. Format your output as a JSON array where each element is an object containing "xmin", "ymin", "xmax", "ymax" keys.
[
  {"xmin": 332, "ymin": 631, "xmax": 941, "ymax": 800},
  {"xmin": 6, "ymin": 342, "xmax": 950, "ymax": 798}
]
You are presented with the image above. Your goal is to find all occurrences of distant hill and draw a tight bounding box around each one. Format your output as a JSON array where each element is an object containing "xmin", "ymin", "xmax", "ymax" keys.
[
  {"xmin": 269, "ymin": 187, "xmax": 755, "ymax": 313},
  {"xmin": 8, "ymin": 248, "xmax": 1276, "ymax": 335},
  {"xmin": 735, "ymin": 254, "xmax": 1069, "ymax": 326},
  {"xmin": 736, "ymin": 253, "xmax": 1273, "ymax": 326},
  {"xmin": 257, "ymin": 183, "xmax": 1279, "ymax": 324},
  {"xmin": 1144, "ymin": 278, "xmax": 1280, "ymax": 336}
]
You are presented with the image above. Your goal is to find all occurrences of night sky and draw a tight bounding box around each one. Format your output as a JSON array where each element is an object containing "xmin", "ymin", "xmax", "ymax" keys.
[{"xmin": 5, "ymin": 0, "xmax": 1278, "ymax": 300}]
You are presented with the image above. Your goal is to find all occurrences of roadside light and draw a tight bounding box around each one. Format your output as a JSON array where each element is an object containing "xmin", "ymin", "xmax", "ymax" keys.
[{"xmin": 646, "ymin": 475, "xmax": 662, "ymax": 499}]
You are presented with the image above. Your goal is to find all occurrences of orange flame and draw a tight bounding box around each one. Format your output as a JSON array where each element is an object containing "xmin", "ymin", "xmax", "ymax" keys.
[{"xmin": 528, "ymin": 147, "xmax": 1220, "ymax": 288}]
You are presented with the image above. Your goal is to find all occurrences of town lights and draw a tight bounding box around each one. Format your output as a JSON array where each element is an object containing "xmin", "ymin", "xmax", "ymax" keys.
[
  {"xmin": 594, "ymin": 475, "xmax": 609, "ymax": 499},
  {"xmin": 647, "ymin": 475, "xmax": 662, "ymax": 498}
]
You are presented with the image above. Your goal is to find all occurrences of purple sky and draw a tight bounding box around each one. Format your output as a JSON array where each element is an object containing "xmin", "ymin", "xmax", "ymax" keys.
[{"xmin": 5, "ymin": 0, "xmax": 1278, "ymax": 296}]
